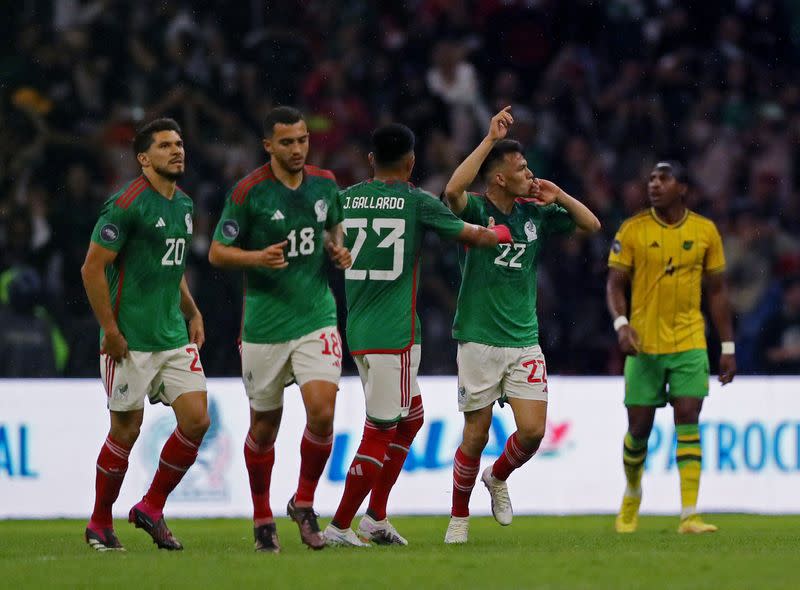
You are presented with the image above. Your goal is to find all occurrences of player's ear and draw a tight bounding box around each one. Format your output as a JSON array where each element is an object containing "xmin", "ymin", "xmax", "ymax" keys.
[
  {"xmin": 136, "ymin": 152, "xmax": 149, "ymax": 168},
  {"xmin": 262, "ymin": 138, "xmax": 272, "ymax": 155},
  {"xmin": 495, "ymin": 171, "xmax": 506, "ymax": 189},
  {"xmin": 406, "ymin": 153, "xmax": 416, "ymax": 176},
  {"xmin": 368, "ymin": 152, "xmax": 375, "ymax": 170}
]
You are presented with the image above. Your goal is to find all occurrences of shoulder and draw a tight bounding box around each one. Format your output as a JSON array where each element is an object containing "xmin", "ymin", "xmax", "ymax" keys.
[
  {"xmin": 304, "ymin": 165, "xmax": 337, "ymax": 183},
  {"xmin": 112, "ymin": 176, "xmax": 149, "ymax": 210},
  {"xmin": 175, "ymin": 186, "xmax": 193, "ymax": 204},
  {"xmin": 339, "ymin": 180, "xmax": 369, "ymax": 196},
  {"xmin": 230, "ymin": 164, "xmax": 274, "ymax": 205},
  {"xmin": 687, "ymin": 211, "xmax": 720, "ymax": 234},
  {"xmin": 617, "ymin": 209, "xmax": 651, "ymax": 234}
]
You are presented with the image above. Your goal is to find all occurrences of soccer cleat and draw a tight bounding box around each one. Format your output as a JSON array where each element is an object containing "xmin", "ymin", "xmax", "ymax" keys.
[
  {"xmin": 286, "ymin": 495, "xmax": 325, "ymax": 550},
  {"xmin": 323, "ymin": 524, "xmax": 371, "ymax": 547},
  {"xmin": 444, "ymin": 516, "xmax": 469, "ymax": 544},
  {"xmin": 85, "ymin": 526, "xmax": 125, "ymax": 552},
  {"xmin": 128, "ymin": 502, "xmax": 183, "ymax": 550},
  {"xmin": 615, "ymin": 495, "xmax": 641, "ymax": 533},
  {"xmin": 357, "ymin": 515, "xmax": 408, "ymax": 546},
  {"xmin": 481, "ymin": 466, "xmax": 513, "ymax": 526},
  {"xmin": 677, "ymin": 515, "xmax": 718, "ymax": 534},
  {"xmin": 254, "ymin": 523, "xmax": 281, "ymax": 553}
]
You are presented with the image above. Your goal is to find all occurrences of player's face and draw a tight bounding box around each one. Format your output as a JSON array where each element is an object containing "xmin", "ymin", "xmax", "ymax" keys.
[
  {"xmin": 264, "ymin": 121, "xmax": 309, "ymax": 174},
  {"xmin": 647, "ymin": 169, "xmax": 685, "ymax": 208},
  {"xmin": 497, "ymin": 152, "xmax": 535, "ymax": 196},
  {"xmin": 140, "ymin": 130, "xmax": 185, "ymax": 181}
]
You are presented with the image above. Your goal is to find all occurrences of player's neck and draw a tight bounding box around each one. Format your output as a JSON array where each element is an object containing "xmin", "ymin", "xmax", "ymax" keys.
[
  {"xmin": 143, "ymin": 169, "xmax": 176, "ymax": 200},
  {"xmin": 485, "ymin": 186, "xmax": 514, "ymax": 215},
  {"xmin": 652, "ymin": 203, "xmax": 686, "ymax": 225},
  {"xmin": 373, "ymin": 170, "xmax": 409, "ymax": 183},
  {"xmin": 270, "ymin": 161, "xmax": 304, "ymax": 190}
]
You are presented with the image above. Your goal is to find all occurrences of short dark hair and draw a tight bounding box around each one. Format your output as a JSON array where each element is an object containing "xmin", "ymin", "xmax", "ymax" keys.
[
  {"xmin": 263, "ymin": 106, "xmax": 304, "ymax": 137},
  {"xmin": 133, "ymin": 118, "xmax": 182, "ymax": 156},
  {"xmin": 479, "ymin": 139, "xmax": 523, "ymax": 180},
  {"xmin": 371, "ymin": 123, "xmax": 415, "ymax": 167},
  {"xmin": 653, "ymin": 160, "xmax": 689, "ymax": 184}
]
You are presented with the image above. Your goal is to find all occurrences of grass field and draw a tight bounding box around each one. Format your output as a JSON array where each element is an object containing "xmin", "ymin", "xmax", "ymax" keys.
[{"xmin": 1, "ymin": 515, "xmax": 798, "ymax": 589}]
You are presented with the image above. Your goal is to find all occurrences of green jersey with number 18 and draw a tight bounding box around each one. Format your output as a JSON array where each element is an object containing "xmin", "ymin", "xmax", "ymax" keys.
[
  {"xmin": 341, "ymin": 180, "xmax": 465, "ymax": 354},
  {"xmin": 212, "ymin": 164, "xmax": 342, "ymax": 343},
  {"xmin": 90, "ymin": 176, "xmax": 194, "ymax": 351},
  {"xmin": 453, "ymin": 193, "xmax": 576, "ymax": 348}
]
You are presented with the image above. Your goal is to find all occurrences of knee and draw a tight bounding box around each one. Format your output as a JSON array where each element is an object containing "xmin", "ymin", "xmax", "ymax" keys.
[
  {"xmin": 516, "ymin": 423, "xmax": 545, "ymax": 451},
  {"xmin": 112, "ymin": 425, "xmax": 141, "ymax": 448},
  {"xmin": 462, "ymin": 428, "xmax": 490, "ymax": 455},
  {"xmin": 307, "ymin": 406, "xmax": 335, "ymax": 433},
  {"xmin": 250, "ymin": 421, "xmax": 278, "ymax": 446},
  {"xmin": 183, "ymin": 412, "xmax": 211, "ymax": 442}
]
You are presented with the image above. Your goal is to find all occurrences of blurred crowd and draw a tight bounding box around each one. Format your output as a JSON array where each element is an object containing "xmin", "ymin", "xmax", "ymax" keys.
[{"xmin": 2, "ymin": 0, "xmax": 800, "ymax": 377}]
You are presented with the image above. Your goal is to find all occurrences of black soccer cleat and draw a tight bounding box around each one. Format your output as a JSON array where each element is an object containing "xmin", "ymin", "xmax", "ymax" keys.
[
  {"xmin": 85, "ymin": 526, "xmax": 125, "ymax": 552},
  {"xmin": 287, "ymin": 495, "xmax": 325, "ymax": 550},
  {"xmin": 254, "ymin": 523, "xmax": 281, "ymax": 553},
  {"xmin": 128, "ymin": 504, "xmax": 184, "ymax": 550}
]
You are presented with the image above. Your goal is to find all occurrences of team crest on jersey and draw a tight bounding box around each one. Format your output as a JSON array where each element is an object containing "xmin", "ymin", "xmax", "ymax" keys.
[
  {"xmin": 185, "ymin": 213, "xmax": 193, "ymax": 234},
  {"xmin": 682, "ymin": 240, "xmax": 694, "ymax": 250},
  {"xmin": 100, "ymin": 223, "xmax": 119, "ymax": 243},
  {"xmin": 314, "ymin": 200, "xmax": 328, "ymax": 223},
  {"xmin": 524, "ymin": 219, "xmax": 538, "ymax": 242},
  {"xmin": 612, "ymin": 239, "xmax": 622, "ymax": 254},
  {"xmin": 221, "ymin": 219, "xmax": 239, "ymax": 239}
]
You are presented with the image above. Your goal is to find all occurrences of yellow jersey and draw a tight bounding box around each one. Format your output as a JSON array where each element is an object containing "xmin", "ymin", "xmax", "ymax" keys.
[{"xmin": 608, "ymin": 208, "xmax": 726, "ymax": 354}]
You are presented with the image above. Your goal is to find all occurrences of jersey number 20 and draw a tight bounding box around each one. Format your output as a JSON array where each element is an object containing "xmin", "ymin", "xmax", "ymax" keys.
[
  {"xmin": 343, "ymin": 218, "xmax": 405, "ymax": 281},
  {"xmin": 162, "ymin": 238, "xmax": 186, "ymax": 266}
]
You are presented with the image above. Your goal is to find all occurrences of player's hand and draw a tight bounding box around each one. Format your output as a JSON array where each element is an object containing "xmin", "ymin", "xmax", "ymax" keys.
[
  {"xmin": 718, "ymin": 353, "xmax": 736, "ymax": 385},
  {"xmin": 101, "ymin": 329, "xmax": 129, "ymax": 363},
  {"xmin": 259, "ymin": 240, "xmax": 289, "ymax": 268},
  {"xmin": 529, "ymin": 178, "xmax": 561, "ymax": 206},
  {"xmin": 188, "ymin": 313, "xmax": 205, "ymax": 350},
  {"xmin": 618, "ymin": 325, "xmax": 640, "ymax": 356},
  {"xmin": 326, "ymin": 243, "xmax": 352, "ymax": 269},
  {"xmin": 487, "ymin": 106, "xmax": 514, "ymax": 142}
]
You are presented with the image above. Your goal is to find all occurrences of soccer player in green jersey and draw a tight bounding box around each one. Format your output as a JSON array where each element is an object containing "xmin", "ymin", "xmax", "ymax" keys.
[
  {"xmin": 209, "ymin": 107, "xmax": 351, "ymax": 553},
  {"xmin": 323, "ymin": 123, "xmax": 513, "ymax": 547},
  {"xmin": 81, "ymin": 118, "xmax": 210, "ymax": 552},
  {"xmin": 442, "ymin": 108, "xmax": 601, "ymax": 543}
]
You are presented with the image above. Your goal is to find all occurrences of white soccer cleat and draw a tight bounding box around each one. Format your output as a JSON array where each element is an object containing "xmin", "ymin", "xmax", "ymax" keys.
[
  {"xmin": 444, "ymin": 516, "xmax": 469, "ymax": 544},
  {"xmin": 323, "ymin": 524, "xmax": 371, "ymax": 547},
  {"xmin": 357, "ymin": 515, "xmax": 408, "ymax": 546},
  {"xmin": 481, "ymin": 466, "xmax": 513, "ymax": 525}
]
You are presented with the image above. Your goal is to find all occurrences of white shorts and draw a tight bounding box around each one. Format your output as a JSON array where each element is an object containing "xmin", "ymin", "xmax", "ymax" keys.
[
  {"xmin": 354, "ymin": 345, "xmax": 421, "ymax": 423},
  {"xmin": 241, "ymin": 326, "xmax": 342, "ymax": 412},
  {"xmin": 456, "ymin": 342, "xmax": 548, "ymax": 413},
  {"xmin": 100, "ymin": 343, "xmax": 207, "ymax": 412}
]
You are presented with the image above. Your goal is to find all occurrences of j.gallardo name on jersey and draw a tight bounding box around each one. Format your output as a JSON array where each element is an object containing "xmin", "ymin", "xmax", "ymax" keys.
[{"xmin": 344, "ymin": 195, "xmax": 406, "ymax": 210}]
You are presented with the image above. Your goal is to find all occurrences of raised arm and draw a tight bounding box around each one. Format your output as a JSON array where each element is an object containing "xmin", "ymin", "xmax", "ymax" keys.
[
  {"xmin": 443, "ymin": 107, "xmax": 514, "ymax": 215},
  {"xmin": 533, "ymin": 179, "xmax": 601, "ymax": 233},
  {"xmin": 81, "ymin": 242, "xmax": 128, "ymax": 361},
  {"xmin": 704, "ymin": 271, "xmax": 736, "ymax": 384}
]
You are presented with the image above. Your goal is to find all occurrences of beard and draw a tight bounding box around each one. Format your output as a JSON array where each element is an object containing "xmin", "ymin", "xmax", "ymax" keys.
[
  {"xmin": 153, "ymin": 163, "xmax": 185, "ymax": 182},
  {"xmin": 274, "ymin": 154, "xmax": 305, "ymax": 173}
]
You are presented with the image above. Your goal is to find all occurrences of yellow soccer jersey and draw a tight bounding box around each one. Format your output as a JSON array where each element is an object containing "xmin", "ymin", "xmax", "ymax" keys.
[{"xmin": 608, "ymin": 208, "xmax": 726, "ymax": 354}]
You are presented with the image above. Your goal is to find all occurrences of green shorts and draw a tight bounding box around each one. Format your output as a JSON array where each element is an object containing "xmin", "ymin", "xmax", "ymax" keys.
[{"xmin": 624, "ymin": 349, "xmax": 709, "ymax": 407}]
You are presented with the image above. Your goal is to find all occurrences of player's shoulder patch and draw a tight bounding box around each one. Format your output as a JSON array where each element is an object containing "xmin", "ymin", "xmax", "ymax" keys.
[
  {"xmin": 231, "ymin": 164, "xmax": 274, "ymax": 205},
  {"xmin": 304, "ymin": 165, "xmax": 337, "ymax": 183},
  {"xmin": 114, "ymin": 176, "xmax": 149, "ymax": 209}
]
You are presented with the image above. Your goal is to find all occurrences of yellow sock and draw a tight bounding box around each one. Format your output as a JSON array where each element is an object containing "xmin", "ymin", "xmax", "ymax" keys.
[
  {"xmin": 676, "ymin": 424, "xmax": 701, "ymax": 517},
  {"xmin": 623, "ymin": 432, "xmax": 647, "ymax": 495}
]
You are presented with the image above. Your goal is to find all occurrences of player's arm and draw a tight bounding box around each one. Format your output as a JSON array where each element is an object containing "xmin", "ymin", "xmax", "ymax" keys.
[
  {"xmin": 324, "ymin": 223, "xmax": 352, "ymax": 269},
  {"xmin": 704, "ymin": 271, "xmax": 736, "ymax": 385},
  {"xmin": 180, "ymin": 275, "xmax": 204, "ymax": 349},
  {"xmin": 443, "ymin": 106, "xmax": 514, "ymax": 215},
  {"xmin": 532, "ymin": 179, "xmax": 601, "ymax": 233},
  {"xmin": 606, "ymin": 267, "xmax": 639, "ymax": 356},
  {"xmin": 81, "ymin": 242, "xmax": 128, "ymax": 362},
  {"xmin": 208, "ymin": 240, "xmax": 288, "ymax": 269},
  {"xmin": 456, "ymin": 218, "xmax": 512, "ymax": 248}
]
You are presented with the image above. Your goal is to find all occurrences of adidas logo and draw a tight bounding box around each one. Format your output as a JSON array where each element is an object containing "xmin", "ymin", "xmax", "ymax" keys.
[
  {"xmin": 156, "ymin": 217, "xmax": 166, "ymax": 228},
  {"xmin": 349, "ymin": 464, "xmax": 364, "ymax": 476},
  {"xmin": 271, "ymin": 210, "xmax": 285, "ymax": 221},
  {"xmin": 649, "ymin": 241, "xmax": 660, "ymax": 248}
]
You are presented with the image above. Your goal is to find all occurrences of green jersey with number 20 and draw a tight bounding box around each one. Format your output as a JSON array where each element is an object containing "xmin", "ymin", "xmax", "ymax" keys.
[
  {"xmin": 90, "ymin": 176, "xmax": 194, "ymax": 351},
  {"xmin": 453, "ymin": 193, "xmax": 576, "ymax": 347},
  {"xmin": 341, "ymin": 180, "xmax": 465, "ymax": 354},
  {"xmin": 212, "ymin": 164, "xmax": 342, "ymax": 343}
]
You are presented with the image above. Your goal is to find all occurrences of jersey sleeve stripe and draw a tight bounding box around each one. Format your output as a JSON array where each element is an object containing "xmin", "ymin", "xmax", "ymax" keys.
[
  {"xmin": 232, "ymin": 165, "xmax": 271, "ymax": 205},
  {"xmin": 608, "ymin": 260, "xmax": 632, "ymax": 271},
  {"xmin": 115, "ymin": 177, "xmax": 147, "ymax": 208}
]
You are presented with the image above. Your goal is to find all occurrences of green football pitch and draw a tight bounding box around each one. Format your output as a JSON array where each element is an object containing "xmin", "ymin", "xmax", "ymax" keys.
[{"xmin": 1, "ymin": 515, "xmax": 798, "ymax": 589}]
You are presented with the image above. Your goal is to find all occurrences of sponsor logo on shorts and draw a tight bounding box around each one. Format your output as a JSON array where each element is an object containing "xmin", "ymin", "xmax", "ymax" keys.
[
  {"xmin": 314, "ymin": 199, "xmax": 328, "ymax": 222},
  {"xmin": 100, "ymin": 223, "xmax": 119, "ymax": 243},
  {"xmin": 221, "ymin": 219, "xmax": 239, "ymax": 239}
]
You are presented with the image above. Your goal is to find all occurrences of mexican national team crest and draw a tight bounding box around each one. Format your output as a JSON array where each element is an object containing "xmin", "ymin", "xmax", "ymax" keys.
[
  {"xmin": 314, "ymin": 200, "xmax": 328, "ymax": 223},
  {"xmin": 185, "ymin": 213, "xmax": 193, "ymax": 234},
  {"xmin": 524, "ymin": 219, "xmax": 538, "ymax": 242}
]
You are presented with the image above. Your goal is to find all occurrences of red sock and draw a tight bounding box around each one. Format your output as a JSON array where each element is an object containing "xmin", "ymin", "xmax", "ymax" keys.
[
  {"xmin": 89, "ymin": 435, "xmax": 131, "ymax": 530},
  {"xmin": 451, "ymin": 446, "xmax": 481, "ymax": 517},
  {"xmin": 244, "ymin": 432, "xmax": 275, "ymax": 524},
  {"xmin": 332, "ymin": 420, "xmax": 397, "ymax": 529},
  {"xmin": 491, "ymin": 431, "xmax": 536, "ymax": 481},
  {"xmin": 294, "ymin": 426, "xmax": 333, "ymax": 507},
  {"xmin": 368, "ymin": 396, "xmax": 424, "ymax": 520},
  {"xmin": 142, "ymin": 428, "xmax": 200, "ymax": 514}
]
